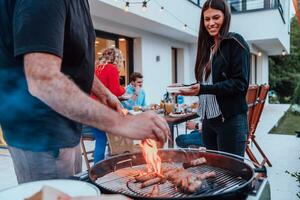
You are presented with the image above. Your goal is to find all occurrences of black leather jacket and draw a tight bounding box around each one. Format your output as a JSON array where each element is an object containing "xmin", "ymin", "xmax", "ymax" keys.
[{"xmin": 199, "ymin": 32, "xmax": 250, "ymax": 119}]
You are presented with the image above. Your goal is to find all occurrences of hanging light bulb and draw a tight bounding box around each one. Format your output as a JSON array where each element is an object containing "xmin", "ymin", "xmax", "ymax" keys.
[
  {"xmin": 257, "ymin": 52, "xmax": 262, "ymax": 57},
  {"xmin": 282, "ymin": 50, "xmax": 287, "ymax": 56},
  {"xmin": 124, "ymin": 2, "xmax": 129, "ymax": 12},
  {"xmin": 183, "ymin": 24, "xmax": 188, "ymax": 31},
  {"xmin": 142, "ymin": 1, "xmax": 147, "ymax": 12},
  {"xmin": 160, "ymin": 6, "xmax": 164, "ymax": 11}
]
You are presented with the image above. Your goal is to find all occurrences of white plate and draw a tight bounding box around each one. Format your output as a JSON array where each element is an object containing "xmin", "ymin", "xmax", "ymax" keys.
[
  {"xmin": 166, "ymin": 86, "xmax": 192, "ymax": 93},
  {"xmin": 0, "ymin": 179, "xmax": 100, "ymax": 200}
]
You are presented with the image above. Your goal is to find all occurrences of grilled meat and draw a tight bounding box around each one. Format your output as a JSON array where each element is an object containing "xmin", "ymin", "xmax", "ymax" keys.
[
  {"xmin": 141, "ymin": 177, "xmax": 166, "ymax": 188},
  {"xmin": 183, "ymin": 157, "xmax": 207, "ymax": 169},
  {"xmin": 135, "ymin": 172, "xmax": 157, "ymax": 182}
]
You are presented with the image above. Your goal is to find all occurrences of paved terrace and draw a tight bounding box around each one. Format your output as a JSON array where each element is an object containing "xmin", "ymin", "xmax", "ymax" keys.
[{"xmin": 0, "ymin": 104, "xmax": 299, "ymax": 200}]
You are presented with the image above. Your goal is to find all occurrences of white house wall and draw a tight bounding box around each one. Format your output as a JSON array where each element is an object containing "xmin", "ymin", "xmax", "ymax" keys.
[
  {"xmin": 90, "ymin": 0, "xmax": 290, "ymax": 104},
  {"xmin": 92, "ymin": 15, "xmax": 195, "ymax": 103},
  {"xmin": 230, "ymin": 9, "xmax": 290, "ymax": 55},
  {"xmin": 256, "ymin": 53, "xmax": 269, "ymax": 85},
  {"xmin": 140, "ymin": 33, "xmax": 194, "ymax": 103}
]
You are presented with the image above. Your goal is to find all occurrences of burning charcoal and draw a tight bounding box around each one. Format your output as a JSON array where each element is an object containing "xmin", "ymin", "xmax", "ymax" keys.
[
  {"xmin": 135, "ymin": 172, "xmax": 157, "ymax": 182},
  {"xmin": 141, "ymin": 177, "xmax": 165, "ymax": 188},
  {"xmin": 150, "ymin": 185, "xmax": 160, "ymax": 196},
  {"xmin": 183, "ymin": 157, "xmax": 206, "ymax": 169}
]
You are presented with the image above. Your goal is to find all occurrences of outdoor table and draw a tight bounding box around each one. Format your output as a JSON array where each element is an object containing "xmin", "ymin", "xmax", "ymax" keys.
[{"xmin": 164, "ymin": 112, "xmax": 199, "ymax": 148}]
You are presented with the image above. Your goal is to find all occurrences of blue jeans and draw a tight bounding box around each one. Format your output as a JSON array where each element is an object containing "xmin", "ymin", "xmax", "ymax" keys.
[
  {"xmin": 202, "ymin": 114, "xmax": 248, "ymax": 157},
  {"xmin": 91, "ymin": 128, "xmax": 107, "ymax": 164},
  {"xmin": 175, "ymin": 130, "xmax": 203, "ymax": 148}
]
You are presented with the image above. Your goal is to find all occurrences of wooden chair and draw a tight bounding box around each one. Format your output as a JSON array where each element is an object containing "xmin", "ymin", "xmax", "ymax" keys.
[
  {"xmin": 106, "ymin": 134, "xmax": 141, "ymax": 156},
  {"xmin": 245, "ymin": 85, "xmax": 260, "ymax": 166},
  {"xmin": 246, "ymin": 84, "xmax": 272, "ymax": 167},
  {"xmin": 80, "ymin": 126, "xmax": 95, "ymax": 171},
  {"xmin": 246, "ymin": 85, "xmax": 260, "ymax": 130}
]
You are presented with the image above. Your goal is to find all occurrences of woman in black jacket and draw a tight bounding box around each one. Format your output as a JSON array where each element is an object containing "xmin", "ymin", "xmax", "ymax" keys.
[{"xmin": 180, "ymin": 0, "xmax": 250, "ymax": 157}]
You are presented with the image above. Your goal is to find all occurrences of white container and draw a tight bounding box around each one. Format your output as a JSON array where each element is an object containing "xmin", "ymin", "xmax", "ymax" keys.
[{"xmin": 0, "ymin": 179, "xmax": 100, "ymax": 200}]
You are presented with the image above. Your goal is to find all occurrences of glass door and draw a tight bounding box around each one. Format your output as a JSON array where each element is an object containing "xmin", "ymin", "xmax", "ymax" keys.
[{"xmin": 94, "ymin": 30, "xmax": 133, "ymax": 86}]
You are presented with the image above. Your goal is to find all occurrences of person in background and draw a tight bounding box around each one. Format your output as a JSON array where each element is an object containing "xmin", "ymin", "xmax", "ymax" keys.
[
  {"xmin": 91, "ymin": 47, "xmax": 125, "ymax": 163},
  {"xmin": 0, "ymin": 0, "xmax": 170, "ymax": 184},
  {"xmin": 178, "ymin": 0, "xmax": 250, "ymax": 157},
  {"xmin": 175, "ymin": 121, "xmax": 203, "ymax": 148},
  {"xmin": 122, "ymin": 72, "xmax": 146, "ymax": 110}
]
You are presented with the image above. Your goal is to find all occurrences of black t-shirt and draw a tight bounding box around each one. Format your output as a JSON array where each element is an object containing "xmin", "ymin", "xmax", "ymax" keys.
[{"xmin": 0, "ymin": 0, "xmax": 95, "ymax": 151}]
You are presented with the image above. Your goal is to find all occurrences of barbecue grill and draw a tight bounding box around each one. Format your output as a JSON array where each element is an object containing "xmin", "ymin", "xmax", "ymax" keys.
[{"xmin": 86, "ymin": 149, "xmax": 267, "ymax": 200}]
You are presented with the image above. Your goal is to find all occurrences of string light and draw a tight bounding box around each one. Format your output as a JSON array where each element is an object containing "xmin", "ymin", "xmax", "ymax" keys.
[
  {"xmin": 142, "ymin": 1, "xmax": 147, "ymax": 12},
  {"xmin": 183, "ymin": 24, "xmax": 188, "ymax": 31},
  {"xmin": 124, "ymin": 1, "xmax": 129, "ymax": 12},
  {"xmin": 116, "ymin": 0, "xmax": 197, "ymax": 34}
]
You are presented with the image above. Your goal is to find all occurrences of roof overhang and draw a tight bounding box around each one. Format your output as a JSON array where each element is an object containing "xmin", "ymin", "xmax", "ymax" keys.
[
  {"xmin": 248, "ymin": 38, "xmax": 287, "ymax": 56},
  {"xmin": 89, "ymin": 0, "xmax": 198, "ymax": 43}
]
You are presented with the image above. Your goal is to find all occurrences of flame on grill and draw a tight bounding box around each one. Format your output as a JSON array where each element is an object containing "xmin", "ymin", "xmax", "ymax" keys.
[{"xmin": 140, "ymin": 139, "xmax": 162, "ymax": 174}]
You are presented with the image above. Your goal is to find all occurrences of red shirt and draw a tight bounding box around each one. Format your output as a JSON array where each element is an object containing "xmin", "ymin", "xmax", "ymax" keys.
[{"xmin": 92, "ymin": 63, "xmax": 125, "ymax": 98}]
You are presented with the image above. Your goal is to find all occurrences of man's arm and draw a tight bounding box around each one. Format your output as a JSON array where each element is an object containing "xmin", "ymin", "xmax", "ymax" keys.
[
  {"xmin": 91, "ymin": 74, "xmax": 123, "ymax": 113},
  {"xmin": 24, "ymin": 53, "xmax": 121, "ymax": 132},
  {"xmin": 24, "ymin": 53, "xmax": 170, "ymax": 142}
]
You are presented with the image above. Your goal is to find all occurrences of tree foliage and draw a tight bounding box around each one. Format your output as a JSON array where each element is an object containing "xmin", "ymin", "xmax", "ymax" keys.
[{"xmin": 269, "ymin": 17, "xmax": 300, "ymax": 103}]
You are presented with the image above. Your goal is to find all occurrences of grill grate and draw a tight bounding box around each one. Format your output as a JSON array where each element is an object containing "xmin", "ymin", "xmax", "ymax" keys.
[{"xmin": 95, "ymin": 163, "xmax": 248, "ymax": 199}]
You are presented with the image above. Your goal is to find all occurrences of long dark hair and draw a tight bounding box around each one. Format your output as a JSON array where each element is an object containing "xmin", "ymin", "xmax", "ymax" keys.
[{"xmin": 194, "ymin": 0, "xmax": 231, "ymax": 82}]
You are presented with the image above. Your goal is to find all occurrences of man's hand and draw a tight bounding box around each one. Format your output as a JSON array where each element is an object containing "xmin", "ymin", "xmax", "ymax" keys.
[
  {"xmin": 179, "ymin": 84, "xmax": 200, "ymax": 96},
  {"xmin": 134, "ymin": 85, "xmax": 141, "ymax": 95},
  {"xmin": 113, "ymin": 111, "xmax": 171, "ymax": 143}
]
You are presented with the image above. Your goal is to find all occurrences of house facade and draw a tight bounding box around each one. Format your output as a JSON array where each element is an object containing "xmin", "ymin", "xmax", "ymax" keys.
[{"xmin": 89, "ymin": 0, "xmax": 290, "ymax": 104}]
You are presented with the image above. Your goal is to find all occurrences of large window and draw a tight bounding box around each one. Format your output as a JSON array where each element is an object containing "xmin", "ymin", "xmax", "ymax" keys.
[
  {"xmin": 227, "ymin": 0, "xmax": 279, "ymax": 12},
  {"xmin": 94, "ymin": 30, "xmax": 133, "ymax": 86}
]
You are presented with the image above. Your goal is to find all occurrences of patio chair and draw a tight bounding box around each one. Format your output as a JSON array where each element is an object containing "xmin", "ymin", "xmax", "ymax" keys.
[
  {"xmin": 80, "ymin": 125, "xmax": 95, "ymax": 171},
  {"xmin": 245, "ymin": 85, "xmax": 260, "ymax": 165},
  {"xmin": 246, "ymin": 85, "xmax": 259, "ymax": 130},
  {"xmin": 246, "ymin": 84, "xmax": 272, "ymax": 167},
  {"xmin": 106, "ymin": 134, "xmax": 141, "ymax": 157}
]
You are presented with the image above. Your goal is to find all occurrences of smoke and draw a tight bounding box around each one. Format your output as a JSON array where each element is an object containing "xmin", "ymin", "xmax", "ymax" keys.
[{"xmin": 0, "ymin": 67, "xmax": 37, "ymax": 123}]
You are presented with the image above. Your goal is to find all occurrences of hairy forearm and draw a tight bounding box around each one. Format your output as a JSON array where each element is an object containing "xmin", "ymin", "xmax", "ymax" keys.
[
  {"xmin": 92, "ymin": 74, "xmax": 111, "ymax": 100},
  {"xmin": 24, "ymin": 53, "xmax": 121, "ymax": 132}
]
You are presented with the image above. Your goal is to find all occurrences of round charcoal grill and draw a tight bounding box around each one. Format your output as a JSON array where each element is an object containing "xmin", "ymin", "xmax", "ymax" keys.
[{"xmin": 89, "ymin": 149, "xmax": 257, "ymax": 200}]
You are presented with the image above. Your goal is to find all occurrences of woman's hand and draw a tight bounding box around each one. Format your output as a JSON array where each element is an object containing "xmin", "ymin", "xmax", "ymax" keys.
[{"xmin": 179, "ymin": 84, "xmax": 200, "ymax": 96}]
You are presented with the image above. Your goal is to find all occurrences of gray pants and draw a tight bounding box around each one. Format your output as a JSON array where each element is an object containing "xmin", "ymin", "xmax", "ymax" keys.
[{"xmin": 8, "ymin": 144, "xmax": 82, "ymax": 184}]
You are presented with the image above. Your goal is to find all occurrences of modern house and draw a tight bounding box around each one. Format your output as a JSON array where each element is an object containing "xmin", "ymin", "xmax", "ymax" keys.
[{"xmin": 88, "ymin": 0, "xmax": 290, "ymax": 104}]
